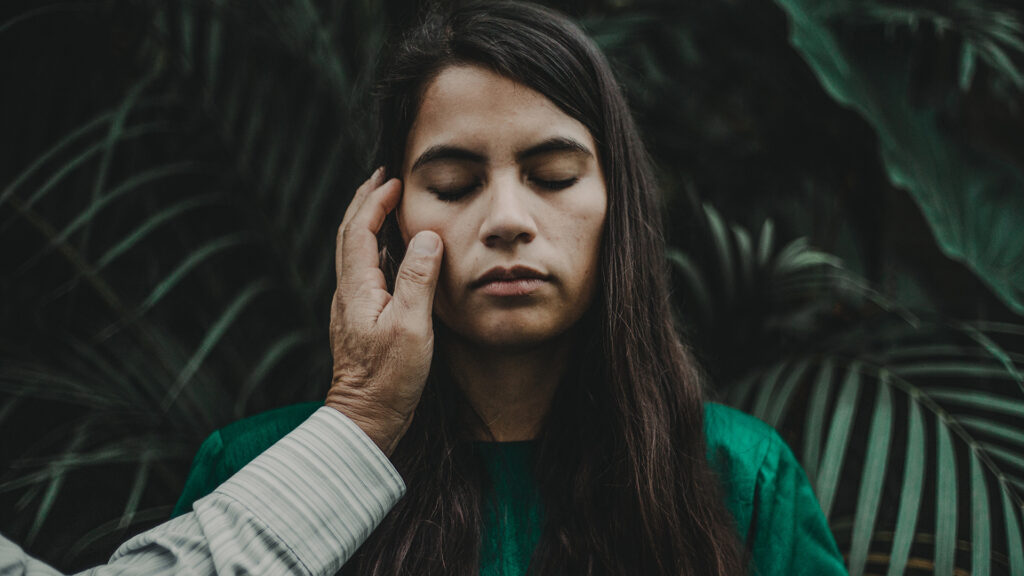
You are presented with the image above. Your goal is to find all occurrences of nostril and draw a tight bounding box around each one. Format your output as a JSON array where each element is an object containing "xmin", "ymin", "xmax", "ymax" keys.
[{"xmin": 485, "ymin": 230, "xmax": 533, "ymax": 247}]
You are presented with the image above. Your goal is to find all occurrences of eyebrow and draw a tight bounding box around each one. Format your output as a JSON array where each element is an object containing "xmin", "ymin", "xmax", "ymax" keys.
[{"xmin": 409, "ymin": 136, "xmax": 593, "ymax": 172}]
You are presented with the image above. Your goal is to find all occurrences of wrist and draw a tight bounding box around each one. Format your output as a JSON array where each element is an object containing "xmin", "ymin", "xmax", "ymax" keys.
[{"xmin": 324, "ymin": 397, "xmax": 405, "ymax": 457}]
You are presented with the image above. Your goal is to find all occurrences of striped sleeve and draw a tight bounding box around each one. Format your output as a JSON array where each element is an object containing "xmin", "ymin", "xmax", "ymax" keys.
[{"xmin": 104, "ymin": 406, "xmax": 406, "ymax": 575}]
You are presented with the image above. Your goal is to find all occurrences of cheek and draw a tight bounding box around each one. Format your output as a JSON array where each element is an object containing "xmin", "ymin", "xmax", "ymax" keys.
[
  {"xmin": 563, "ymin": 195, "xmax": 606, "ymax": 296},
  {"xmin": 396, "ymin": 194, "xmax": 466, "ymax": 292},
  {"xmin": 396, "ymin": 196, "xmax": 416, "ymax": 246},
  {"xmin": 566, "ymin": 193, "xmax": 606, "ymax": 257},
  {"xmin": 397, "ymin": 193, "xmax": 446, "ymax": 247}
]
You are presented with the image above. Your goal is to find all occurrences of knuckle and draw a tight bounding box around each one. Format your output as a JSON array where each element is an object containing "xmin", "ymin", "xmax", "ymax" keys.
[{"xmin": 397, "ymin": 262, "xmax": 431, "ymax": 285}]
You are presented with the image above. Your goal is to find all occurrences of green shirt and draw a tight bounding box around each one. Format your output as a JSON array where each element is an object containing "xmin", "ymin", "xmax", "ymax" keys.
[{"xmin": 174, "ymin": 402, "xmax": 847, "ymax": 575}]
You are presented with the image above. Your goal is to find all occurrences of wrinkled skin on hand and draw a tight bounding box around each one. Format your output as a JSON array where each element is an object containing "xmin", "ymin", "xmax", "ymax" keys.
[{"xmin": 327, "ymin": 168, "xmax": 443, "ymax": 457}]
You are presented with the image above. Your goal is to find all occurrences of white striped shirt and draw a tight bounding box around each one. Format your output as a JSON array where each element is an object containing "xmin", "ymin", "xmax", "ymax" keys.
[{"xmin": 0, "ymin": 407, "xmax": 406, "ymax": 575}]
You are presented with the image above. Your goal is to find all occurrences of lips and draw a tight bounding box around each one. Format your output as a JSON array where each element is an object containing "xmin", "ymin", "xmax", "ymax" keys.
[{"xmin": 471, "ymin": 265, "xmax": 551, "ymax": 289}]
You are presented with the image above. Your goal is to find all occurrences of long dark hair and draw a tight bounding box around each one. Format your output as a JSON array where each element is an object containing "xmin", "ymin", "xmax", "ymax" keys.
[{"xmin": 344, "ymin": 2, "xmax": 746, "ymax": 574}]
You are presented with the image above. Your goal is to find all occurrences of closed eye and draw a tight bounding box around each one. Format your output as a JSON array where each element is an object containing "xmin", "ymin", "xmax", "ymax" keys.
[
  {"xmin": 426, "ymin": 176, "xmax": 579, "ymax": 202},
  {"xmin": 532, "ymin": 177, "xmax": 579, "ymax": 190},
  {"xmin": 427, "ymin": 182, "xmax": 480, "ymax": 203}
]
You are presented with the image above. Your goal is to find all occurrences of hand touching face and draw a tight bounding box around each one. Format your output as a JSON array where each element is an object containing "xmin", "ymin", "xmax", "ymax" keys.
[{"xmin": 398, "ymin": 64, "xmax": 607, "ymax": 350}]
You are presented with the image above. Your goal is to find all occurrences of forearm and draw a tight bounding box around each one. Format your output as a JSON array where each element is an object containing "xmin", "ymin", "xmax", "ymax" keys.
[{"xmin": 1, "ymin": 407, "xmax": 405, "ymax": 576}]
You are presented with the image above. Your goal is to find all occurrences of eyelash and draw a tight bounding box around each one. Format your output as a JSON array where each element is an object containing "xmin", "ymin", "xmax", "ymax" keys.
[{"xmin": 427, "ymin": 177, "xmax": 579, "ymax": 203}]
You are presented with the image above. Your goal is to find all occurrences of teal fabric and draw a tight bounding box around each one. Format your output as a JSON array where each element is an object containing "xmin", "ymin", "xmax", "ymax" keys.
[
  {"xmin": 476, "ymin": 441, "xmax": 543, "ymax": 576},
  {"xmin": 174, "ymin": 402, "xmax": 847, "ymax": 575}
]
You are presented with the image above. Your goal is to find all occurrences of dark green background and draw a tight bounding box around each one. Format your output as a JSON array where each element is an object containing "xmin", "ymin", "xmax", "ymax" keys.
[{"xmin": 2, "ymin": 0, "xmax": 1023, "ymax": 573}]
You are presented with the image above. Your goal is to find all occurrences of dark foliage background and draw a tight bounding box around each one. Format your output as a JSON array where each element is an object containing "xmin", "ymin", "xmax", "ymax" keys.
[{"xmin": 2, "ymin": 0, "xmax": 1023, "ymax": 574}]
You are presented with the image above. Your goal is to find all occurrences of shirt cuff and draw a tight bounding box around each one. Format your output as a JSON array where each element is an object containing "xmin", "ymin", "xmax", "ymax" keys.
[{"xmin": 206, "ymin": 406, "xmax": 406, "ymax": 575}]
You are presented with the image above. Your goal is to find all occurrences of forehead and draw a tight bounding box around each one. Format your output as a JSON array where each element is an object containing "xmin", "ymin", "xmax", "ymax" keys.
[{"xmin": 403, "ymin": 64, "xmax": 595, "ymax": 169}]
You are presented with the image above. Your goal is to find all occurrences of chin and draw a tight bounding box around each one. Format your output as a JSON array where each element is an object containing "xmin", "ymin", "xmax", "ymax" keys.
[{"xmin": 441, "ymin": 311, "xmax": 572, "ymax": 351}]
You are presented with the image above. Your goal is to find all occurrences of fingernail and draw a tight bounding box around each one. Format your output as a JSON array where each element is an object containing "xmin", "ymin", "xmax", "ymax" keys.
[{"xmin": 411, "ymin": 233, "xmax": 439, "ymax": 256}]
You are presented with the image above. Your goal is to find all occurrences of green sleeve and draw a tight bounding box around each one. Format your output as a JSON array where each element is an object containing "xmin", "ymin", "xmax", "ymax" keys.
[
  {"xmin": 748, "ymin": 431, "xmax": 848, "ymax": 576},
  {"xmin": 172, "ymin": 430, "xmax": 227, "ymax": 518},
  {"xmin": 172, "ymin": 401, "xmax": 323, "ymax": 518}
]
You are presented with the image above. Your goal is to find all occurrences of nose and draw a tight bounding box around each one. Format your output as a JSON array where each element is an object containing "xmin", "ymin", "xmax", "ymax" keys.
[{"xmin": 479, "ymin": 174, "xmax": 537, "ymax": 248}]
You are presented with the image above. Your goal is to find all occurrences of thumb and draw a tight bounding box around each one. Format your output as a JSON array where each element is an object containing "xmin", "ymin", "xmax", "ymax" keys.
[{"xmin": 389, "ymin": 231, "xmax": 443, "ymax": 325}]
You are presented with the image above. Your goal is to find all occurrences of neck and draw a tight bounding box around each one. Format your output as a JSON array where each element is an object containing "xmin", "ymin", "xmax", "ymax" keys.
[{"xmin": 441, "ymin": 329, "xmax": 575, "ymax": 442}]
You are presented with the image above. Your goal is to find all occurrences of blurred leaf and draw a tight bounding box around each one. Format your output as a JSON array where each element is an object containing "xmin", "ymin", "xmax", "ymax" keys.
[
  {"xmin": 1003, "ymin": 485, "xmax": 1024, "ymax": 574},
  {"xmin": 970, "ymin": 449, "xmax": 991, "ymax": 576},
  {"xmin": 66, "ymin": 506, "xmax": 173, "ymax": 564},
  {"xmin": 935, "ymin": 413, "xmax": 958, "ymax": 575},
  {"xmin": 803, "ymin": 358, "xmax": 835, "ymax": 487},
  {"xmin": 25, "ymin": 427, "xmax": 85, "ymax": 547},
  {"xmin": 886, "ymin": 395, "xmax": 925, "ymax": 576},
  {"xmin": 235, "ymin": 330, "xmax": 308, "ymax": 418},
  {"xmin": 815, "ymin": 361, "xmax": 861, "ymax": 518},
  {"xmin": 774, "ymin": 0, "xmax": 1024, "ymax": 315},
  {"xmin": 162, "ymin": 279, "xmax": 273, "ymax": 410},
  {"xmin": 848, "ymin": 379, "xmax": 891, "ymax": 576}
]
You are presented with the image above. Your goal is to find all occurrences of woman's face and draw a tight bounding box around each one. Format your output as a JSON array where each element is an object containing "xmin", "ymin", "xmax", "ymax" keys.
[{"xmin": 398, "ymin": 64, "xmax": 607, "ymax": 349}]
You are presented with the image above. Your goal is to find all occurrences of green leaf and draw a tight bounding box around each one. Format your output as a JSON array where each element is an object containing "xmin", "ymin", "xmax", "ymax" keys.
[
  {"xmin": 772, "ymin": 237, "xmax": 843, "ymax": 275},
  {"xmin": 59, "ymin": 163, "xmax": 208, "ymax": 242},
  {"xmin": 119, "ymin": 459, "xmax": 151, "ymax": 529},
  {"xmin": 849, "ymin": 378, "xmax": 891, "ymax": 576},
  {"xmin": 139, "ymin": 233, "xmax": 252, "ymax": 313},
  {"xmin": 893, "ymin": 362, "xmax": 1023, "ymax": 381},
  {"xmin": 668, "ymin": 248, "xmax": 713, "ymax": 328},
  {"xmin": 773, "ymin": 0, "xmax": 1024, "ymax": 315},
  {"xmin": 766, "ymin": 359, "xmax": 810, "ymax": 427},
  {"xmin": 732, "ymin": 224, "xmax": 754, "ymax": 293},
  {"xmin": 756, "ymin": 219, "xmax": 775, "ymax": 269},
  {"xmin": 815, "ymin": 361, "xmax": 861, "ymax": 518},
  {"xmin": 276, "ymin": 99, "xmax": 320, "ymax": 231},
  {"xmin": 752, "ymin": 361, "xmax": 787, "ymax": 422},
  {"xmin": 0, "ymin": 101, "xmax": 169, "ymax": 207},
  {"xmin": 96, "ymin": 195, "xmax": 220, "ymax": 269},
  {"xmin": 4, "ymin": 122, "xmax": 172, "ymax": 222},
  {"xmin": 725, "ymin": 372, "xmax": 759, "ymax": 409},
  {"xmin": 67, "ymin": 506, "xmax": 173, "ymax": 563},
  {"xmin": 1002, "ymin": 484, "xmax": 1024, "ymax": 575},
  {"xmin": 235, "ymin": 330, "xmax": 308, "ymax": 417},
  {"xmin": 295, "ymin": 134, "xmax": 344, "ymax": 257},
  {"xmin": 958, "ymin": 416, "xmax": 1024, "ymax": 448},
  {"xmin": 18, "ymin": 163, "xmax": 210, "ymax": 274},
  {"xmin": 886, "ymin": 395, "xmax": 925, "ymax": 576},
  {"xmin": 162, "ymin": 279, "xmax": 273, "ymax": 410},
  {"xmin": 205, "ymin": 0, "xmax": 225, "ymax": 94},
  {"xmin": 0, "ymin": 363, "xmax": 126, "ymax": 409},
  {"xmin": 88, "ymin": 73, "xmax": 156, "ymax": 231},
  {"xmin": 803, "ymin": 358, "xmax": 835, "ymax": 487},
  {"xmin": 957, "ymin": 322, "xmax": 1024, "ymax": 394},
  {"xmin": 959, "ymin": 42, "xmax": 977, "ymax": 91},
  {"xmin": 935, "ymin": 414, "xmax": 958, "ymax": 576},
  {"xmin": 236, "ymin": 74, "xmax": 275, "ymax": 174},
  {"xmin": 0, "ymin": 397, "xmax": 20, "ymax": 428},
  {"xmin": 970, "ymin": 450, "xmax": 991, "ymax": 576},
  {"xmin": 927, "ymin": 389, "xmax": 1024, "ymax": 420},
  {"xmin": 703, "ymin": 202, "xmax": 735, "ymax": 305},
  {"xmin": 24, "ymin": 426, "xmax": 86, "ymax": 546},
  {"xmin": 981, "ymin": 443, "xmax": 1024, "ymax": 474}
]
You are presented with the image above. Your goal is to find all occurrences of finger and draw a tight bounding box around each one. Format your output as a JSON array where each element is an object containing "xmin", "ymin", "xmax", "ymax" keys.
[
  {"xmin": 337, "ymin": 178, "xmax": 403, "ymax": 291},
  {"xmin": 386, "ymin": 231, "xmax": 443, "ymax": 330},
  {"xmin": 335, "ymin": 169, "xmax": 385, "ymax": 274},
  {"xmin": 340, "ymin": 167, "xmax": 386, "ymax": 233}
]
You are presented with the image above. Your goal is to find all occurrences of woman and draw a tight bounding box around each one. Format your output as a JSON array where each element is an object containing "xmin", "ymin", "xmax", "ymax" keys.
[{"xmin": 175, "ymin": 2, "xmax": 848, "ymax": 575}]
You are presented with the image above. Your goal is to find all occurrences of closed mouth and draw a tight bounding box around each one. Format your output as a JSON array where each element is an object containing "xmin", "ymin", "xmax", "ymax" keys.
[{"xmin": 472, "ymin": 265, "xmax": 550, "ymax": 288}]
